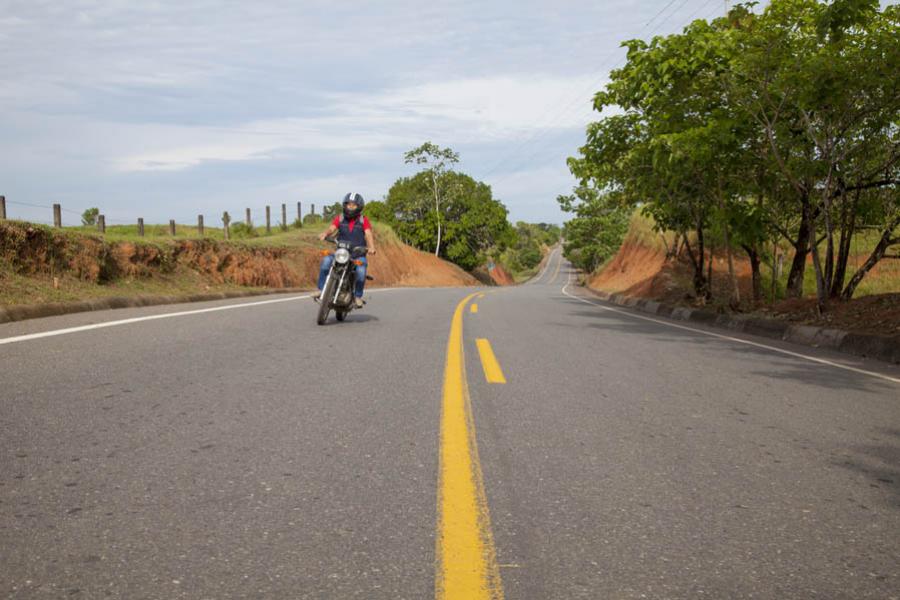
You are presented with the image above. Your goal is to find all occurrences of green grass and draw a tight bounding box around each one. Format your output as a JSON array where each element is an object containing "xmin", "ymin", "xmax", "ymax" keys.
[
  {"xmin": 0, "ymin": 263, "xmax": 276, "ymax": 306},
  {"xmin": 756, "ymin": 230, "xmax": 900, "ymax": 300},
  {"xmin": 0, "ymin": 218, "xmax": 408, "ymax": 307},
  {"xmin": 69, "ymin": 223, "xmax": 320, "ymax": 244},
  {"xmin": 0, "ymin": 219, "xmax": 341, "ymax": 307},
  {"xmin": 627, "ymin": 211, "xmax": 678, "ymax": 253},
  {"xmin": 511, "ymin": 266, "xmax": 541, "ymax": 283},
  {"xmin": 64, "ymin": 219, "xmax": 397, "ymax": 250}
]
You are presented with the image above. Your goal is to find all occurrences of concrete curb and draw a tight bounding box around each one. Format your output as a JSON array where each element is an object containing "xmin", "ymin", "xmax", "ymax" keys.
[
  {"xmin": 0, "ymin": 288, "xmax": 313, "ymax": 325},
  {"xmin": 584, "ymin": 287, "xmax": 899, "ymax": 365}
]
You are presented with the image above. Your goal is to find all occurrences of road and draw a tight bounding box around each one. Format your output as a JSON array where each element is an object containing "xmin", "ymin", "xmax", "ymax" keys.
[{"xmin": 2, "ymin": 247, "xmax": 899, "ymax": 599}]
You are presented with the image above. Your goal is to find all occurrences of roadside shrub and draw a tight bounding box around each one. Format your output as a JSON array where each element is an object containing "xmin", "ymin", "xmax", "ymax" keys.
[
  {"xmin": 517, "ymin": 245, "xmax": 542, "ymax": 269},
  {"xmin": 303, "ymin": 214, "xmax": 323, "ymax": 226},
  {"xmin": 229, "ymin": 222, "xmax": 258, "ymax": 238},
  {"xmin": 81, "ymin": 207, "xmax": 100, "ymax": 226}
]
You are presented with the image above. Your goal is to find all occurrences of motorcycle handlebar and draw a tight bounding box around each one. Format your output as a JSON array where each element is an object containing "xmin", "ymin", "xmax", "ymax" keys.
[{"xmin": 322, "ymin": 237, "xmax": 368, "ymax": 256}]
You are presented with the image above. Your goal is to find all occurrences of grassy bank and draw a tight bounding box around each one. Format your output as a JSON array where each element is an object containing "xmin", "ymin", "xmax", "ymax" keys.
[{"xmin": 0, "ymin": 219, "xmax": 467, "ymax": 307}]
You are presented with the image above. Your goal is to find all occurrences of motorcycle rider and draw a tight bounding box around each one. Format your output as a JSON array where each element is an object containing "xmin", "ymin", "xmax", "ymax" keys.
[{"xmin": 313, "ymin": 192, "xmax": 377, "ymax": 308}]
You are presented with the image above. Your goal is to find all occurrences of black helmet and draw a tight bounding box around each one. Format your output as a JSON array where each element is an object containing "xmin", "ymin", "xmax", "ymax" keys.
[{"xmin": 342, "ymin": 192, "xmax": 365, "ymax": 219}]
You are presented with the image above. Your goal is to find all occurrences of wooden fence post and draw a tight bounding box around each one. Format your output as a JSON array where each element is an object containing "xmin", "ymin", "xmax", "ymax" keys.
[
  {"xmin": 266, "ymin": 205, "xmax": 271, "ymax": 234},
  {"xmin": 169, "ymin": 219, "xmax": 176, "ymax": 236},
  {"xmin": 0, "ymin": 196, "xmax": 5, "ymax": 220},
  {"xmin": 297, "ymin": 202, "xmax": 302, "ymax": 227},
  {"xmin": 281, "ymin": 203, "xmax": 287, "ymax": 231},
  {"xmin": 223, "ymin": 212, "xmax": 231, "ymax": 240},
  {"xmin": 98, "ymin": 215, "xmax": 106, "ymax": 233},
  {"xmin": 245, "ymin": 208, "xmax": 251, "ymax": 226},
  {"xmin": 138, "ymin": 218, "xmax": 144, "ymax": 236},
  {"xmin": 198, "ymin": 215, "xmax": 204, "ymax": 238},
  {"xmin": 53, "ymin": 204, "xmax": 62, "ymax": 227},
  {"xmin": 311, "ymin": 203, "xmax": 315, "ymax": 216}
]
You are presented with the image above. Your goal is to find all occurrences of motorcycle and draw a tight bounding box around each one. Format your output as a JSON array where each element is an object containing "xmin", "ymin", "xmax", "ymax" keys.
[{"xmin": 316, "ymin": 237, "xmax": 372, "ymax": 325}]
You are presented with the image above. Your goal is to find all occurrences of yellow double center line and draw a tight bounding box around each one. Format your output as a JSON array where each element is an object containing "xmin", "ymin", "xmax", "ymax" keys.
[{"xmin": 436, "ymin": 293, "xmax": 503, "ymax": 599}]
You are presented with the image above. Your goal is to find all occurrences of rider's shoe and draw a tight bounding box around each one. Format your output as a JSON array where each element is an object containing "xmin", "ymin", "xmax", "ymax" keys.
[
  {"xmin": 354, "ymin": 297, "xmax": 364, "ymax": 309},
  {"xmin": 312, "ymin": 291, "xmax": 321, "ymax": 303}
]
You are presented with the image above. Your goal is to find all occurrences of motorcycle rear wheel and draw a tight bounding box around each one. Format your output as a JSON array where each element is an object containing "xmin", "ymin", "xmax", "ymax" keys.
[
  {"xmin": 335, "ymin": 309, "xmax": 346, "ymax": 322},
  {"xmin": 316, "ymin": 276, "xmax": 336, "ymax": 325}
]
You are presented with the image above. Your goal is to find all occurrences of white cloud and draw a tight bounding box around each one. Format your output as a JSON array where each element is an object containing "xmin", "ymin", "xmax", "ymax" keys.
[
  {"xmin": 1, "ymin": 0, "xmax": 693, "ymax": 222},
  {"xmin": 106, "ymin": 74, "xmax": 602, "ymax": 172},
  {"xmin": 490, "ymin": 163, "xmax": 576, "ymax": 223},
  {"xmin": 355, "ymin": 75, "xmax": 602, "ymax": 139}
]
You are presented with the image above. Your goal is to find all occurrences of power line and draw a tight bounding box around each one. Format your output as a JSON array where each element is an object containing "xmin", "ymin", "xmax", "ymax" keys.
[
  {"xmin": 474, "ymin": 0, "xmax": 717, "ymax": 185},
  {"xmin": 479, "ymin": 0, "xmax": 730, "ymax": 192},
  {"xmin": 645, "ymin": 0, "xmax": 689, "ymax": 28}
]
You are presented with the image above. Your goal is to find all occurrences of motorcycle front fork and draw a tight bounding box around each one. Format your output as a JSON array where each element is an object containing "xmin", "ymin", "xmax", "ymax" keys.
[{"xmin": 323, "ymin": 266, "xmax": 349, "ymax": 306}]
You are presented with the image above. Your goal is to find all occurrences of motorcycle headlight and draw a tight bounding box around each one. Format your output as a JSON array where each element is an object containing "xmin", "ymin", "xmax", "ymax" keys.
[{"xmin": 334, "ymin": 248, "xmax": 351, "ymax": 264}]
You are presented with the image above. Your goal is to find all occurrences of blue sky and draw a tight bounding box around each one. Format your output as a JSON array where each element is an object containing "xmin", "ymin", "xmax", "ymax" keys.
[{"xmin": 1, "ymin": 0, "xmax": 735, "ymax": 227}]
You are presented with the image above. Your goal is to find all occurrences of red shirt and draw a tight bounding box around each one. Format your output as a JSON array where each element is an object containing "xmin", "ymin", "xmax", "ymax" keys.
[{"xmin": 332, "ymin": 215, "xmax": 371, "ymax": 232}]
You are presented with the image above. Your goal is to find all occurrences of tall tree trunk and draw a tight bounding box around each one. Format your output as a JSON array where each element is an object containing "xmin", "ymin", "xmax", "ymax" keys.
[
  {"xmin": 432, "ymin": 173, "xmax": 441, "ymax": 256},
  {"xmin": 786, "ymin": 196, "xmax": 811, "ymax": 297},
  {"xmin": 807, "ymin": 204, "xmax": 828, "ymax": 314},
  {"xmin": 683, "ymin": 227, "xmax": 708, "ymax": 299},
  {"xmin": 706, "ymin": 240, "xmax": 714, "ymax": 303},
  {"xmin": 821, "ymin": 179, "xmax": 836, "ymax": 295},
  {"xmin": 719, "ymin": 195, "xmax": 740, "ymax": 308},
  {"xmin": 742, "ymin": 243, "xmax": 762, "ymax": 305},
  {"xmin": 771, "ymin": 238, "xmax": 779, "ymax": 304},
  {"xmin": 841, "ymin": 214, "xmax": 900, "ymax": 300},
  {"xmin": 668, "ymin": 232, "xmax": 681, "ymax": 260},
  {"xmin": 435, "ymin": 219, "xmax": 442, "ymax": 256},
  {"xmin": 829, "ymin": 189, "xmax": 858, "ymax": 298}
]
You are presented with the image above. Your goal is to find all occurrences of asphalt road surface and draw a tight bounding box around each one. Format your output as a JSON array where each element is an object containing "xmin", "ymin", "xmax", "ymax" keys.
[{"xmin": 2, "ymin": 247, "xmax": 899, "ymax": 599}]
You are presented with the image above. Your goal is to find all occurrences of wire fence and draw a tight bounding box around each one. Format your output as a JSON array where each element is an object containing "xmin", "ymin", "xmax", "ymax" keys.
[{"xmin": 0, "ymin": 194, "xmax": 331, "ymax": 237}]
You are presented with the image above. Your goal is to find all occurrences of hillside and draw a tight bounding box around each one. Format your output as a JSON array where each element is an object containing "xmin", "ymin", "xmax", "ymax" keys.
[
  {"xmin": 584, "ymin": 215, "xmax": 900, "ymax": 337},
  {"xmin": 0, "ymin": 220, "xmax": 478, "ymax": 308}
]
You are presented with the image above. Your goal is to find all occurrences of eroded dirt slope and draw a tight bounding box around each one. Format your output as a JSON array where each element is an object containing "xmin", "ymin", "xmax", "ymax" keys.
[
  {"xmin": 0, "ymin": 221, "xmax": 477, "ymax": 306},
  {"xmin": 585, "ymin": 224, "xmax": 900, "ymax": 337}
]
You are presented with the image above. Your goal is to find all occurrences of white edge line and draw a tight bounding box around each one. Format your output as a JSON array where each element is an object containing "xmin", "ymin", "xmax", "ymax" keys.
[
  {"xmin": 0, "ymin": 287, "xmax": 408, "ymax": 346},
  {"xmin": 561, "ymin": 269, "xmax": 900, "ymax": 386}
]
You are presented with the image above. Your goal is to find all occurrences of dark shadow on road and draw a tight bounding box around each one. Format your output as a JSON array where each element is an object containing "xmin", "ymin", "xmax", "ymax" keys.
[
  {"xmin": 834, "ymin": 427, "xmax": 900, "ymax": 510},
  {"xmin": 556, "ymin": 306, "xmax": 898, "ymax": 396},
  {"xmin": 344, "ymin": 314, "xmax": 380, "ymax": 323}
]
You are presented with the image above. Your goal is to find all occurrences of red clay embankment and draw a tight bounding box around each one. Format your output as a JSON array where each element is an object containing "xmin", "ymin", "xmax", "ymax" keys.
[
  {"xmin": 0, "ymin": 221, "xmax": 478, "ymax": 310},
  {"xmin": 584, "ymin": 220, "xmax": 900, "ymax": 337}
]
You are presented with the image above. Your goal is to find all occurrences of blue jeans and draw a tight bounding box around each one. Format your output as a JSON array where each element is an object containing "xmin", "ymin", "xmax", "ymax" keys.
[{"xmin": 318, "ymin": 255, "xmax": 367, "ymax": 298}]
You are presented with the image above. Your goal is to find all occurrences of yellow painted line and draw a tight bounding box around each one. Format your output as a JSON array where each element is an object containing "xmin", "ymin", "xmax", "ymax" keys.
[
  {"xmin": 477, "ymin": 293, "xmax": 486, "ymax": 299},
  {"xmin": 475, "ymin": 339, "xmax": 506, "ymax": 384},
  {"xmin": 470, "ymin": 303, "xmax": 479, "ymax": 314},
  {"xmin": 436, "ymin": 294, "xmax": 503, "ymax": 600}
]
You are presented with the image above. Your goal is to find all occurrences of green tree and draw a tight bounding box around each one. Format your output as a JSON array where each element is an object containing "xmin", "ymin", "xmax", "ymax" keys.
[
  {"xmin": 385, "ymin": 171, "xmax": 514, "ymax": 270},
  {"xmin": 568, "ymin": 0, "xmax": 898, "ymax": 310},
  {"xmin": 730, "ymin": 0, "xmax": 899, "ymax": 308},
  {"xmin": 363, "ymin": 200, "xmax": 394, "ymax": 223},
  {"xmin": 403, "ymin": 142, "xmax": 460, "ymax": 256},
  {"xmin": 81, "ymin": 207, "xmax": 99, "ymax": 226},
  {"xmin": 322, "ymin": 202, "xmax": 342, "ymax": 221},
  {"xmin": 558, "ymin": 187, "xmax": 631, "ymax": 273}
]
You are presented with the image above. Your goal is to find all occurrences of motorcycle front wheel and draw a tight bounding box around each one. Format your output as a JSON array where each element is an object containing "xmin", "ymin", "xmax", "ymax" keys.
[{"xmin": 316, "ymin": 275, "xmax": 337, "ymax": 325}]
